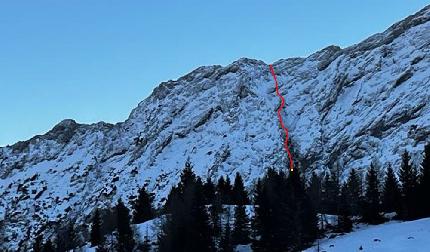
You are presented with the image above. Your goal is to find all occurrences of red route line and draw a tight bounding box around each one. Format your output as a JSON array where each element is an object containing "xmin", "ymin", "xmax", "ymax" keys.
[{"xmin": 269, "ymin": 64, "xmax": 294, "ymax": 172}]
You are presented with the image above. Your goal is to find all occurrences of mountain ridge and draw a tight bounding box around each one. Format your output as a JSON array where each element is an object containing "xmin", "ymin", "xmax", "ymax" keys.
[{"xmin": 1, "ymin": 5, "xmax": 430, "ymax": 250}]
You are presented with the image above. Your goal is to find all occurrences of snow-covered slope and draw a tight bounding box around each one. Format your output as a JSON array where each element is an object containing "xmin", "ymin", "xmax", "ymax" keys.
[
  {"xmin": 305, "ymin": 218, "xmax": 430, "ymax": 252},
  {"xmin": 1, "ymin": 5, "xmax": 430, "ymax": 251}
]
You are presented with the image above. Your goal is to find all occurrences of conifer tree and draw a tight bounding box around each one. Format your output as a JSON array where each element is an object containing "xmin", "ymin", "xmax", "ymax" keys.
[
  {"xmin": 381, "ymin": 164, "xmax": 401, "ymax": 215},
  {"xmin": 203, "ymin": 177, "xmax": 216, "ymax": 205},
  {"xmin": 54, "ymin": 232, "xmax": 65, "ymax": 252},
  {"xmin": 252, "ymin": 168, "xmax": 285, "ymax": 251},
  {"xmin": 90, "ymin": 208, "xmax": 102, "ymax": 247},
  {"xmin": 42, "ymin": 239, "xmax": 55, "ymax": 252},
  {"xmin": 164, "ymin": 186, "xmax": 180, "ymax": 214},
  {"xmin": 346, "ymin": 169, "xmax": 362, "ymax": 216},
  {"xmin": 164, "ymin": 160, "xmax": 197, "ymax": 213},
  {"xmin": 337, "ymin": 184, "xmax": 353, "ymax": 233},
  {"xmin": 158, "ymin": 162, "xmax": 214, "ymax": 252},
  {"xmin": 209, "ymin": 195, "xmax": 223, "ymax": 239},
  {"xmin": 399, "ymin": 151, "xmax": 419, "ymax": 220},
  {"xmin": 219, "ymin": 214, "xmax": 233, "ymax": 252},
  {"xmin": 251, "ymin": 178, "xmax": 263, "ymax": 241},
  {"xmin": 225, "ymin": 176, "xmax": 232, "ymax": 193},
  {"xmin": 232, "ymin": 172, "xmax": 250, "ymax": 205},
  {"xmin": 132, "ymin": 186, "xmax": 155, "ymax": 224},
  {"xmin": 419, "ymin": 143, "xmax": 430, "ymax": 217},
  {"xmin": 116, "ymin": 199, "xmax": 135, "ymax": 252},
  {"xmin": 232, "ymin": 204, "xmax": 250, "ymax": 245},
  {"xmin": 33, "ymin": 235, "xmax": 43, "ymax": 252},
  {"xmin": 217, "ymin": 176, "xmax": 226, "ymax": 195},
  {"xmin": 217, "ymin": 176, "xmax": 233, "ymax": 205},
  {"xmin": 321, "ymin": 172, "xmax": 340, "ymax": 215},
  {"xmin": 252, "ymin": 167, "xmax": 318, "ymax": 251},
  {"xmin": 307, "ymin": 172, "xmax": 322, "ymax": 212},
  {"xmin": 286, "ymin": 168, "xmax": 319, "ymax": 250},
  {"xmin": 252, "ymin": 178, "xmax": 263, "ymax": 205},
  {"xmin": 178, "ymin": 161, "xmax": 198, "ymax": 193},
  {"xmin": 225, "ymin": 176, "xmax": 233, "ymax": 204},
  {"xmin": 192, "ymin": 177, "xmax": 214, "ymax": 250},
  {"xmin": 64, "ymin": 223, "xmax": 77, "ymax": 251},
  {"xmin": 362, "ymin": 164, "xmax": 382, "ymax": 224}
]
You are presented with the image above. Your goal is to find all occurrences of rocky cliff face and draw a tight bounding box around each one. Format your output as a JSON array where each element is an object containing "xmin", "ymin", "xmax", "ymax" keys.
[{"xmin": 1, "ymin": 5, "xmax": 430, "ymax": 251}]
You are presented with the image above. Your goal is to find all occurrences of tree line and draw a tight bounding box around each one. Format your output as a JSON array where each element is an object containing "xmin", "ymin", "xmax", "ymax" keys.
[
  {"xmin": 31, "ymin": 143, "xmax": 430, "ymax": 251},
  {"xmin": 33, "ymin": 183, "xmax": 156, "ymax": 252},
  {"xmin": 309, "ymin": 143, "xmax": 430, "ymax": 232},
  {"xmin": 158, "ymin": 161, "xmax": 318, "ymax": 252}
]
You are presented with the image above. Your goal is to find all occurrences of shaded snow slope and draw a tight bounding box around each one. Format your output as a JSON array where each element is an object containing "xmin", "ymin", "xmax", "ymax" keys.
[
  {"xmin": 1, "ymin": 5, "xmax": 430, "ymax": 251},
  {"xmin": 305, "ymin": 218, "xmax": 430, "ymax": 252}
]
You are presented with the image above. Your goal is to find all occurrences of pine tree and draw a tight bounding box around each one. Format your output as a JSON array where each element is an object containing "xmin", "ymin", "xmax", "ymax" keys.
[
  {"xmin": 164, "ymin": 186, "xmax": 180, "ymax": 214},
  {"xmin": 54, "ymin": 232, "xmax": 65, "ymax": 252},
  {"xmin": 321, "ymin": 172, "xmax": 340, "ymax": 215},
  {"xmin": 158, "ymin": 162, "xmax": 214, "ymax": 252},
  {"xmin": 399, "ymin": 151, "xmax": 419, "ymax": 220},
  {"xmin": 33, "ymin": 235, "xmax": 43, "ymax": 252},
  {"xmin": 381, "ymin": 164, "xmax": 401, "ymax": 214},
  {"xmin": 232, "ymin": 172, "xmax": 250, "ymax": 205},
  {"xmin": 251, "ymin": 178, "xmax": 263, "ymax": 241},
  {"xmin": 252, "ymin": 168, "xmax": 318, "ymax": 252},
  {"xmin": 362, "ymin": 164, "xmax": 383, "ymax": 224},
  {"xmin": 346, "ymin": 169, "xmax": 362, "ymax": 216},
  {"xmin": 116, "ymin": 199, "xmax": 135, "ymax": 252},
  {"xmin": 222, "ymin": 176, "xmax": 234, "ymax": 204},
  {"xmin": 203, "ymin": 177, "xmax": 216, "ymax": 205},
  {"xmin": 191, "ymin": 177, "xmax": 214, "ymax": 251},
  {"xmin": 419, "ymin": 143, "xmax": 430, "ymax": 217},
  {"xmin": 217, "ymin": 176, "xmax": 226, "ymax": 196},
  {"xmin": 209, "ymin": 195, "xmax": 223, "ymax": 239},
  {"xmin": 286, "ymin": 168, "xmax": 319, "ymax": 250},
  {"xmin": 64, "ymin": 223, "xmax": 77, "ymax": 251},
  {"xmin": 90, "ymin": 208, "xmax": 103, "ymax": 247},
  {"xmin": 225, "ymin": 176, "xmax": 232, "ymax": 195},
  {"xmin": 42, "ymin": 239, "xmax": 55, "ymax": 252},
  {"xmin": 232, "ymin": 204, "xmax": 250, "ymax": 245},
  {"xmin": 97, "ymin": 207, "xmax": 118, "ymax": 239},
  {"xmin": 217, "ymin": 176, "xmax": 233, "ymax": 205},
  {"xmin": 307, "ymin": 172, "xmax": 322, "ymax": 212},
  {"xmin": 132, "ymin": 186, "xmax": 155, "ymax": 224},
  {"xmin": 337, "ymin": 184, "xmax": 353, "ymax": 233},
  {"xmin": 252, "ymin": 168, "xmax": 287, "ymax": 251},
  {"xmin": 164, "ymin": 160, "xmax": 197, "ymax": 213},
  {"xmin": 180, "ymin": 161, "xmax": 199, "ymax": 191},
  {"xmin": 219, "ymin": 214, "xmax": 234, "ymax": 252}
]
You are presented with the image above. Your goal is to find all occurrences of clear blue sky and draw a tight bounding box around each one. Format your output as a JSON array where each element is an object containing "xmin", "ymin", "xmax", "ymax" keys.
[{"xmin": 1, "ymin": 1, "xmax": 429, "ymax": 147}]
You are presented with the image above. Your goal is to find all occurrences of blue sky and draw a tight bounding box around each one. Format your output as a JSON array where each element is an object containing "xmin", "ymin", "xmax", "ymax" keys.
[{"xmin": 1, "ymin": 1, "xmax": 429, "ymax": 146}]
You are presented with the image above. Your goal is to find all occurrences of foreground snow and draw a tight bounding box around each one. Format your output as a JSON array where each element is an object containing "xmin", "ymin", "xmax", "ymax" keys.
[
  {"xmin": 78, "ymin": 217, "xmax": 430, "ymax": 252},
  {"xmin": 305, "ymin": 218, "xmax": 430, "ymax": 252}
]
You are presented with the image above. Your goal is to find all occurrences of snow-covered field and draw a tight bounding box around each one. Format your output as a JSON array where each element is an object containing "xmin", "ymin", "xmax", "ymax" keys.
[{"xmin": 305, "ymin": 218, "xmax": 430, "ymax": 252}]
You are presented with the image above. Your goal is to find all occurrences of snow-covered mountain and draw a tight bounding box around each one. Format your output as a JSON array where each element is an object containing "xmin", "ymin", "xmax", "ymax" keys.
[{"xmin": 1, "ymin": 5, "xmax": 430, "ymax": 251}]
